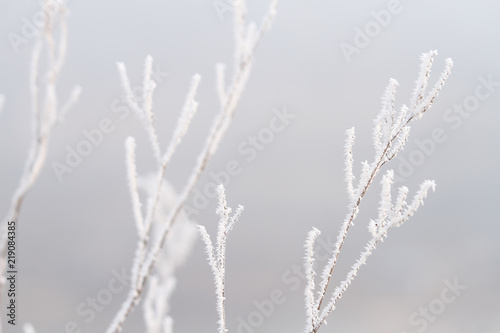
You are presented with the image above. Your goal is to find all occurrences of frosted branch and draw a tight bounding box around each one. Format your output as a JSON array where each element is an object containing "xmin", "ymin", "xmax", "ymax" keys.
[
  {"xmin": 227, "ymin": 205, "xmax": 244, "ymax": 235},
  {"xmin": 0, "ymin": 4, "xmax": 78, "ymax": 333},
  {"xmin": 316, "ymin": 236, "xmax": 379, "ymax": 328},
  {"xmin": 106, "ymin": 2, "xmax": 278, "ymax": 332},
  {"xmin": 140, "ymin": 180, "xmax": 197, "ymax": 332},
  {"xmin": 391, "ymin": 180, "xmax": 436, "ymax": 228},
  {"xmin": 393, "ymin": 186, "xmax": 409, "ymax": 221},
  {"xmin": 143, "ymin": 276, "xmax": 176, "ymax": 333},
  {"xmin": 386, "ymin": 125, "xmax": 410, "ymax": 161},
  {"xmin": 233, "ymin": 0, "xmax": 247, "ymax": 71},
  {"xmin": 142, "ymin": 55, "xmax": 161, "ymax": 164},
  {"xmin": 344, "ymin": 127, "xmax": 356, "ymax": 203},
  {"xmin": 410, "ymin": 50, "xmax": 437, "ymax": 111},
  {"xmin": 198, "ymin": 185, "xmax": 244, "ymax": 333},
  {"xmin": 125, "ymin": 137, "xmax": 144, "ymax": 236},
  {"xmin": 379, "ymin": 170, "xmax": 394, "ymax": 229},
  {"xmin": 304, "ymin": 228, "xmax": 321, "ymax": 332},
  {"xmin": 199, "ymin": 226, "xmax": 218, "ymax": 277},
  {"xmin": 309, "ymin": 52, "xmax": 451, "ymax": 333},
  {"xmin": 315, "ymin": 179, "xmax": 435, "ymax": 333},
  {"xmin": 216, "ymin": 63, "xmax": 227, "ymax": 105},
  {"xmin": 414, "ymin": 57, "xmax": 453, "ymax": 118}
]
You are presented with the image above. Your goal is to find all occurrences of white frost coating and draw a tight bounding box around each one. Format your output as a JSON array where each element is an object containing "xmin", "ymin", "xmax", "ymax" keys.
[
  {"xmin": 305, "ymin": 51, "xmax": 452, "ymax": 333},
  {"xmin": 198, "ymin": 185, "xmax": 244, "ymax": 333},
  {"xmin": 0, "ymin": 5, "xmax": 79, "ymax": 328},
  {"xmin": 125, "ymin": 137, "xmax": 144, "ymax": 236},
  {"xmin": 215, "ymin": 63, "xmax": 227, "ymax": 105},
  {"xmin": 344, "ymin": 127, "xmax": 356, "ymax": 203},
  {"xmin": 139, "ymin": 175, "xmax": 198, "ymax": 333},
  {"xmin": 141, "ymin": 55, "xmax": 161, "ymax": 164},
  {"xmin": 304, "ymin": 228, "xmax": 321, "ymax": 333},
  {"xmin": 410, "ymin": 51, "xmax": 437, "ymax": 111},
  {"xmin": 107, "ymin": 3, "xmax": 278, "ymax": 331}
]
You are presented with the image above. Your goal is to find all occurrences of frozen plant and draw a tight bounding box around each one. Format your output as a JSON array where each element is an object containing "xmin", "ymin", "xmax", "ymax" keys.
[
  {"xmin": 0, "ymin": 1, "xmax": 80, "ymax": 330},
  {"xmin": 199, "ymin": 53, "xmax": 452, "ymax": 333},
  {"xmin": 303, "ymin": 51, "xmax": 453, "ymax": 333},
  {"xmin": 198, "ymin": 185, "xmax": 244, "ymax": 333},
  {"xmin": 107, "ymin": 0, "xmax": 279, "ymax": 332},
  {"xmin": 139, "ymin": 175, "xmax": 198, "ymax": 333}
]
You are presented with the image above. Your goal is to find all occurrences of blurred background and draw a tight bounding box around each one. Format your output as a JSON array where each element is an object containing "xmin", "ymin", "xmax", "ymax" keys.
[{"xmin": 0, "ymin": 0, "xmax": 499, "ymax": 332}]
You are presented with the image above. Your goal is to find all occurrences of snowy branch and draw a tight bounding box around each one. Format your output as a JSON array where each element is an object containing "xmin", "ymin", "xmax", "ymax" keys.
[
  {"xmin": 304, "ymin": 228, "xmax": 321, "ymax": 333},
  {"xmin": 140, "ymin": 177, "xmax": 197, "ymax": 333},
  {"xmin": 106, "ymin": 1, "xmax": 278, "ymax": 332},
  {"xmin": 0, "ymin": 3, "xmax": 79, "ymax": 330},
  {"xmin": 306, "ymin": 51, "xmax": 452, "ymax": 333},
  {"xmin": 199, "ymin": 185, "xmax": 244, "ymax": 333}
]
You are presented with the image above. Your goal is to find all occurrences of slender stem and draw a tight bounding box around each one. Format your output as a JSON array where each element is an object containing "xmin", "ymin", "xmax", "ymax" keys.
[{"xmin": 315, "ymin": 115, "xmax": 415, "ymax": 313}]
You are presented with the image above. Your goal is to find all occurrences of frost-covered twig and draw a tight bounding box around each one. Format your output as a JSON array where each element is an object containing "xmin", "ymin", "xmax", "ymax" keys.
[
  {"xmin": 0, "ymin": 2, "xmax": 80, "ymax": 330},
  {"xmin": 315, "ymin": 175, "xmax": 436, "ymax": 328},
  {"xmin": 0, "ymin": 0, "xmax": 80, "ymax": 225},
  {"xmin": 108, "ymin": 58, "xmax": 201, "ymax": 333},
  {"xmin": 140, "ymin": 176, "xmax": 198, "ymax": 333},
  {"xmin": 304, "ymin": 228, "xmax": 321, "ymax": 332},
  {"xmin": 304, "ymin": 51, "xmax": 452, "ymax": 333},
  {"xmin": 198, "ymin": 185, "xmax": 244, "ymax": 333},
  {"xmin": 125, "ymin": 137, "xmax": 144, "ymax": 236},
  {"xmin": 107, "ymin": 2, "xmax": 278, "ymax": 332}
]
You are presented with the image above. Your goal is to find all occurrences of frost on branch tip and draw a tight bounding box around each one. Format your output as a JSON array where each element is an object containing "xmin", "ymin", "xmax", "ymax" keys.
[
  {"xmin": 198, "ymin": 185, "xmax": 244, "ymax": 333},
  {"xmin": 368, "ymin": 169, "xmax": 437, "ymax": 238},
  {"xmin": 410, "ymin": 50, "xmax": 437, "ymax": 111},
  {"xmin": 305, "ymin": 51, "xmax": 451, "ymax": 333},
  {"xmin": 304, "ymin": 227, "xmax": 321, "ymax": 332},
  {"xmin": 125, "ymin": 137, "xmax": 144, "ymax": 237},
  {"xmin": 373, "ymin": 78, "xmax": 398, "ymax": 157},
  {"xmin": 371, "ymin": 51, "xmax": 452, "ymax": 165},
  {"xmin": 411, "ymin": 52, "xmax": 453, "ymax": 118}
]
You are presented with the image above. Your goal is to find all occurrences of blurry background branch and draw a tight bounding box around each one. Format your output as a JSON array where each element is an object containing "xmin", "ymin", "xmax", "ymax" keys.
[{"xmin": 0, "ymin": 1, "xmax": 80, "ymax": 331}]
